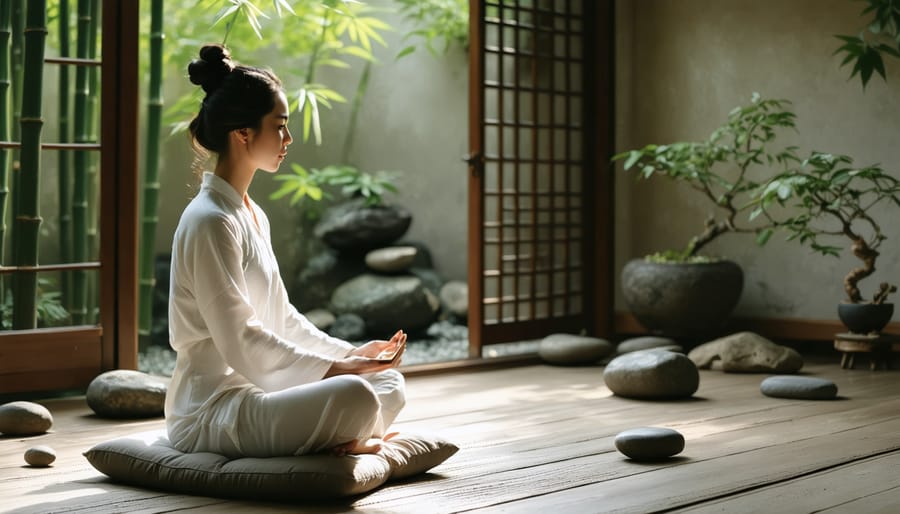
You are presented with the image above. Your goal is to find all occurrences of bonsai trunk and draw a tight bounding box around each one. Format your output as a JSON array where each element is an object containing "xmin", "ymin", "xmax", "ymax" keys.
[
  {"xmin": 844, "ymin": 237, "xmax": 878, "ymax": 304},
  {"xmin": 686, "ymin": 216, "xmax": 731, "ymax": 257}
]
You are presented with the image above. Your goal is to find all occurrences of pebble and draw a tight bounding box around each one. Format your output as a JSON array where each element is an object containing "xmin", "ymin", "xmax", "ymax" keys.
[
  {"xmin": 24, "ymin": 446, "xmax": 56, "ymax": 467},
  {"xmin": 760, "ymin": 375, "xmax": 838, "ymax": 400},
  {"xmin": 615, "ymin": 427, "xmax": 685, "ymax": 461}
]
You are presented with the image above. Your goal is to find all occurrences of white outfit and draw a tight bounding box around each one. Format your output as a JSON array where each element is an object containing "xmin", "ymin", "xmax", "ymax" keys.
[{"xmin": 165, "ymin": 172, "xmax": 405, "ymax": 458}]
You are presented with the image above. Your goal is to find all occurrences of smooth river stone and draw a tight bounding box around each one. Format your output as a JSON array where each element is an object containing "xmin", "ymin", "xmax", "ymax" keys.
[
  {"xmin": 614, "ymin": 427, "xmax": 685, "ymax": 461},
  {"xmin": 760, "ymin": 375, "xmax": 838, "ymax": 400},
  {"xmin": 24, "ymin": 445, "xmax": 57, "ymax": 467},
  {"xmin": 0, "ymin": 401, "xmax": 53, "ymax": 435},
  {"xmin": 538, "ymin": 334, "xmax": 614, "ymax": 366},
  {"xmin": 603, "ymin": 350, "xmax": 699, "ymax": 399}
]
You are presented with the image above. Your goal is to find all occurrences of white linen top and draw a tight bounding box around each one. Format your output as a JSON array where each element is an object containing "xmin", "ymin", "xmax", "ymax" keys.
[{"xmin": 165, "ymin": 172, "xmax": 354, "ymax": 450}]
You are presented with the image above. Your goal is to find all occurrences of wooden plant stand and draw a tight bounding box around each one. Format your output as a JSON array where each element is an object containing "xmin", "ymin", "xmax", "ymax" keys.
[{"xmin": 833, "ymin": 332, "xmax": 900, "ymax": 370}]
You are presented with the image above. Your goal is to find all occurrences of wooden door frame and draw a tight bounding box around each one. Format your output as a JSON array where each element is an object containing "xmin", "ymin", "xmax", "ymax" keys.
[
  {"xmin": 467, "ymin": 0, "xmax": 615, "ymax": 356},
  {"xmin": 0, "ymin": 1, "xmax": 138, "ymax": 394}
]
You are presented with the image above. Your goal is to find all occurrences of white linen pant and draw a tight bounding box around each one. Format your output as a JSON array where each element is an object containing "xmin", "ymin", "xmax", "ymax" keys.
[{"xmin": 202, "ymin": 369, "xmax": 405, "ymax": 458}]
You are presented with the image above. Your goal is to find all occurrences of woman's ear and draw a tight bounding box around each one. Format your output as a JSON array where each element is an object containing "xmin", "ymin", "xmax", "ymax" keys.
[{"xmin": 230, "ymin": 128, "xmax": 250, "ymax": 146}]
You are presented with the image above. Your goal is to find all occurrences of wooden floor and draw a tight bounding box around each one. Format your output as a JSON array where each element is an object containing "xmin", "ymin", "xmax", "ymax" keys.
[{"xmin": 2, "ymin": 355, "xmax": 900, "ymax": 513}]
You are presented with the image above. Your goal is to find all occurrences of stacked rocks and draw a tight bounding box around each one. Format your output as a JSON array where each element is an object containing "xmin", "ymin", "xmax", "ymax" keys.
[{"xmin": 291, "ymin": 199, "xmax": 467, "ymax": 339}]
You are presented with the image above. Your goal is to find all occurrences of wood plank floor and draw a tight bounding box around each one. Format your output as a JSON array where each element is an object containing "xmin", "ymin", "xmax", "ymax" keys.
[{"xmin": 2, "ymin": 356, "xmax": 899, "ymax": 513}]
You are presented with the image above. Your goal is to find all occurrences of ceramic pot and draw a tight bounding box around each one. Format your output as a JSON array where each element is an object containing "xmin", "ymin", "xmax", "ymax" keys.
[
  {"xmin": 837, "ymin": 303, "xmax": 894, "ymax": 334},
  {"xmin": 621, "ymin": 258, "xmax": 743, "ymax": 338}
]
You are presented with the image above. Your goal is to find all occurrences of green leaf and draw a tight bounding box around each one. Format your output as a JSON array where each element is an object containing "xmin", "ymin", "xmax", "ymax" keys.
[
  {"xmin": 396, "ymin": 45, "xmax": 416, "ymax": 59},
  {"xmin": 756, "ymin": 228, "xmax": 774, "ymax": 246},
  {"xmin": 624, "ymin": 151, "xmax": 642, "ymax": 170}
]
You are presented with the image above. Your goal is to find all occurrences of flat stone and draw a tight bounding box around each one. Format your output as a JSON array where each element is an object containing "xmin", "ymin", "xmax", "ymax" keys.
[
  {"xmin": 24, "ymin": 446, "xmax": 56, "ymax": 467},
  {"xmin": 760, "ymin": 375, "xmax": 838, "ymax": 400},
  {"xmin": 614, "ymin": 427, "xmax": 685, "ymax": 461},
  {"xmin": 86, "ymin": 370, "xmax": 168, "ymax": 419},
  {"xmin": 0, "ymin": 401, "xmax": 53, "ymax": 435},
  {"xmin": 616, "ymin": 336, "xmax": 682, "ymax": 354},
  {"xmin": 603, "ymin": 350, "xmax": 699, "ymax": 399},
  {"xmin": 688, "ymin": 332, "xmax": 803, "ymax": 373},
  {"xmin": 539, "ymin": 334, "xmax": 614, "ymax": 366},
  {"xmin": 365, "ymin": 246, "xmax": 418, "ymax": 273}
]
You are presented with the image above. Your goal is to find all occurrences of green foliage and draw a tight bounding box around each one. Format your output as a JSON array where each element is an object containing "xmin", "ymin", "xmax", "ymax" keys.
[
  {"xmin": 834, "ymin": 0, "xmax": 900, "ymax": 87},
  {"xmin": 159, "ymin": 1, "xmax": 394, "ymax": 145},
  {"xmin": 612, "ymin": 93, "xmax": 799, "ymax": 260},
  {"xmin": 271, "ymin": 163, "xmax": 400, "ymax": 208},
  {"xmin": 1, "ymin": 279, "xmax": 69, "ymax": 329},
  {"xmin": 393, "ymin": 0, "xmax": 469, "ymax": 58},
  {"xmin": 753, "ymin": 152, "xmax": 900, "ymax": 303}
]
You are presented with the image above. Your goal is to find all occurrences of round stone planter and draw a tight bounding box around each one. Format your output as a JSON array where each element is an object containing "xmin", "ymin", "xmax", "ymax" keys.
[
  {"xmin": 837, "ymin": 302, "xmax": 894, "ymax": 334},
  {"xmin": 621, "ymin": 258, "xmax": 744, "ymax": 338}
]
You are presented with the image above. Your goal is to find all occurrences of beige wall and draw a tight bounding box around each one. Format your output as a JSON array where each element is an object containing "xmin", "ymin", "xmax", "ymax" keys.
[{"xmin": 614, "ymin": 0, "xmax": 900, "ymax": 319}]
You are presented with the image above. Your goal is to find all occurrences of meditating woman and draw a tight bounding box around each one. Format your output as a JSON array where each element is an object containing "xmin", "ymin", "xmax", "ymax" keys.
[{"xmin": 165, "ymin": 44, "xmax": 407, "ymax": 459}]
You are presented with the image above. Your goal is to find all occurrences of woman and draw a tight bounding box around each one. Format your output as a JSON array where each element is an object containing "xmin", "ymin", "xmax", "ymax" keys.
[{"xmin": 165, "ymin": 44, "xmax": 406, "ymax": 459}]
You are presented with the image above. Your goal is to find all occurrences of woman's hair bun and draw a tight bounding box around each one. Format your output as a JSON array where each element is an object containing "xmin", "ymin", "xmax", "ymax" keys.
[{"xmin": 188, "ymin": 44, "xmax": 234, "ymax": 94}]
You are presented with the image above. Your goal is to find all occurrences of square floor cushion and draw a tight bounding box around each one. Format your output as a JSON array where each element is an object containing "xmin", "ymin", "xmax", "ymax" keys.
[{"xmin": 84, "ymin": 429, "xmax": 458, "ymax": 501}]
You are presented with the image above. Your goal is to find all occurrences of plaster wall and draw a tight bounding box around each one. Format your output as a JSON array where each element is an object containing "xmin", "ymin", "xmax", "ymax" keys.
[{"xmin": 614, "ymin": 0, "xmax": 900, "ymax": 319}]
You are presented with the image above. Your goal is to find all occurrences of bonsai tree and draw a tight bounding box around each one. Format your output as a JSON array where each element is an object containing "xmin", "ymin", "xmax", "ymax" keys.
[
  {"xmin": 754, "ymin": 152, "xmax": 900, "ymax": 304},
  {"xmin": 612, "ymin": 94, "xmax": 799, "ymax": 262}
]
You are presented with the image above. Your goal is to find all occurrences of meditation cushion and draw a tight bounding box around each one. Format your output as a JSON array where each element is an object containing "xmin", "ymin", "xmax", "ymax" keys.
[{"xmin": 84, "ymin": 429, "xmax": 458, "ymax": 501}]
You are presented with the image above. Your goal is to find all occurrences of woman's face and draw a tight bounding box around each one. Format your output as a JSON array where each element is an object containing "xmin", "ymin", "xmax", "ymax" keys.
[{"xmin": 247, "ymin": 90, "xmax": 292, "ymax": 173}]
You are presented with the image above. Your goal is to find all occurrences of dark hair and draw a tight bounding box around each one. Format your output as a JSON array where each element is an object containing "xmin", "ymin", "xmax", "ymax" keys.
[{"xmin": 187, "ymin": 44, "xmax": 283, "ymax": 156}]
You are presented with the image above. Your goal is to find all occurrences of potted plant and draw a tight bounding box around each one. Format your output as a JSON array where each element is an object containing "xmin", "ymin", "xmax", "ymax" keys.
[
  {"xmin": 612, "ymin": 94, "xmax": 798, "ymax": 337},
  {"xmin": 754, "ymin": 152, "xmax": 900, "ymax": 334}
]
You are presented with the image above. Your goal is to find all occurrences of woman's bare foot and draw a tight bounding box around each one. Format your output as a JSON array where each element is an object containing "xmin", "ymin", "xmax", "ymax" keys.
[{"xmin": 329, "ymin": 438, "xmax": 383, "ymax": 456}]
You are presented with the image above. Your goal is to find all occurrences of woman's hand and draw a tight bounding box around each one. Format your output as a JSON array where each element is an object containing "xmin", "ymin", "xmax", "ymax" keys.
[
  {"xmin": 349, "ymin": 330, "xmax": 407, "ymax": 361},
  {"xmin": 326, "ymin": 330, "xmax": 406, "ymax": 377}
]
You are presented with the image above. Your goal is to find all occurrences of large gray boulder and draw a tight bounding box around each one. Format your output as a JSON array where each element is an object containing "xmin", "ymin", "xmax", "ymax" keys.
[
  {"xmin": 314, "ymin": 199, "xmax": 412, "ymax": 252},
  {"xmin": 86, "ymin": 370, "xmax": 168, "ymax": 419},
  {"xmin": 689, "ymin": 332, "xmax": 803, "ymax": 373},
  {"xmin": 331, "ymin": 274, "xmax": 439, "ymax": 335},
  {"xmin": 603, "ymin": 350, "xmax": 699, "ymax": 400},
  {"xmin": 290, "ymin": 248, "xmax": 367, "ymax": 312}
]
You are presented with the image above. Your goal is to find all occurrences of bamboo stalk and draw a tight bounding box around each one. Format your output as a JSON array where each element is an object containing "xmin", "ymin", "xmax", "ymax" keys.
[
  {"xmin": 138, "ymin": 0, "xmax": 164, "ymax": 337},
  {"xmin": 58, "ymin": 0, "xmax": 72, "ymax": 311},
  {"xmin": 0, "ymin": 1, "xmax": 11, "ymax": 301},
  {"xmin": 7, "ymin": 0, "xmax": 21, "ymax": 271},
  {"xmin": 11, "ymin": 0, "xmax": 47, "ymax": 329},
  {"xmin": 84, "ymin": 0, "xmax": 99, "ymax": 323},
  {"xmin": 70, "ymin": 0, "xmax": 90, "ymax": 324}
]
